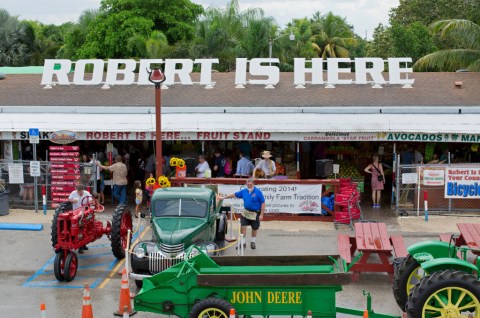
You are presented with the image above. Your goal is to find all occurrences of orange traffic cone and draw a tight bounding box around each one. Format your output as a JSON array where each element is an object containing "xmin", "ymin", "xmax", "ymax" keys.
[
  {"xmin": 40, "ymin": 302, "xmax": 46, "ymax": 318},
  {"xmin": 363, "ymin": 310, "xmax": 369, "ymax": 318},
  {"xmin": 229, "ymin": 308, "xmax": 236, "ymax": 318},
  {"xmin": 114, "ymin": 268, "xmax": 137, "ymax": 316},
  {"xmin": 81, "ymin": 283, "xmax": 94, "ymax": 318}
]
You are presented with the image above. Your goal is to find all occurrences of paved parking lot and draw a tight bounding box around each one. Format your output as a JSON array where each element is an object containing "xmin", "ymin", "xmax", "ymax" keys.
[{"xmin": 1, "ymin": 205, "xmax": 479, "ymax": 317}]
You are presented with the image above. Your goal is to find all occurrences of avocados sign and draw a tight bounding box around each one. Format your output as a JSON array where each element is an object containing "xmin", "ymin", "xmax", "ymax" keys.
[
  {"xmin": 41, "ymin": 57, "xmax": 414, "ymax": 87},
  {"xmin": 386, "ymin": 133, "xmax": 480, "ymax": 143}
]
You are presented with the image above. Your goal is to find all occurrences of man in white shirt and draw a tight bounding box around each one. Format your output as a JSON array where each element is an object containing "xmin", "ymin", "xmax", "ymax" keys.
[
  {"xmin": 67, "ymin": 184, "xmax": 91, "ymax": 253},
  {"xmin": 195, "ymin": 155, "xmax": 210, "ymax": 178},
  {"xmin": 253, "ymin": 150, "xmax": 276, "ymax": 179},
  {"xmin": 68, "ymin": 184, "xmax": 91, "ymax": 210}
]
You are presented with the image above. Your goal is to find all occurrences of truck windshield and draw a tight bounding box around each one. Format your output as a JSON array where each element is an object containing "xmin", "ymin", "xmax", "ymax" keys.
[{"xmin": 153, "ymin": 198, "xmax": 207, "ymax": 218}]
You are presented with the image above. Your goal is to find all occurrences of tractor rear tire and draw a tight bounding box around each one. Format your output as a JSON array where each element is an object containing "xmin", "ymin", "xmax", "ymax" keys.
[
  {"xmin": 51, "ymin": 202, "xmax": 72, "ymax": 252},
  {"xmin": 54, "ymin": 252, "xmax": 66, "ymax": 282},
  {"xmin": 392, "ymin": 254, "xmax": 422, "ymax": 311},
  {"xmin": 111, "ymin": 204, "xmax": 133, "ymax": 259},
  {"xmin": 64, "ymin": 252, "xmax": 78, "ymax": 282},
  {"xmin": 189, "ymin": 297, "xmax": 236, "ymax": 318},
  {"xmin": 406, "ymin": 269, "xmax": 480, "ymax": 317}
]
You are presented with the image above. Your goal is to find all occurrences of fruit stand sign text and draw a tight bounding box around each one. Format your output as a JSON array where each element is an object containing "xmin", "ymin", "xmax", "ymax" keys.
[{"xmin": 42, "ymin": 57, "xmax": 414, "ymax": 87}]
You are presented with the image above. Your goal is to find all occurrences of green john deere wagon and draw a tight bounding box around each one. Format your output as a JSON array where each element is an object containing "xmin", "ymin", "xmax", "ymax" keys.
[{"xmin": 134, "ymin": 246, "xmax": 401, "ymax": 318}]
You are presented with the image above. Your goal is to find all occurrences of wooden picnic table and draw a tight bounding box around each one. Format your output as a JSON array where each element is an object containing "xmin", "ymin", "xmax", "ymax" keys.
[
  {"xmin": 454, "ymin": 223, "xmax": 480, "ymax": 254},
  {"xmin": 337, "ymin": 222, "xmax": 407, "ymax": 282}
]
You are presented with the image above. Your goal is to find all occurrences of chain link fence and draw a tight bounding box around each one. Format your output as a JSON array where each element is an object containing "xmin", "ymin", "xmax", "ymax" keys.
[
  {"xmin": 0, "ymin": 160, "xmax": 97, "ymax": 211},
  {"xmin": 395, "ymin": 162, "xmax": 480, "ymax": 216}
]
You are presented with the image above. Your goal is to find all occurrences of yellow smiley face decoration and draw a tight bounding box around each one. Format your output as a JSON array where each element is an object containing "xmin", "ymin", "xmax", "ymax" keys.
[
  {"xmin": 146, "ymin": 177, "xmax": 156, "ymax": 187},
  {"xmin": 157, "ymin": 176, "xmax": 171, "ymax": 188}
]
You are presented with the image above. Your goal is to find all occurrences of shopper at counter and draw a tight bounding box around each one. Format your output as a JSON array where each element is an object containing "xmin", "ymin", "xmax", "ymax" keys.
[
  {"xmin": 213, "ymin": 149, "xmax": 226, "ymax": 178},
  {"xmin": 97, "ymin": 155, "xmax": 128, "ymax": 204},
  {"xmin": 235, "ymin": 152, "xmax": 254, "ymax": 177},
  {"xmin": 195, "ymin": 155, "xmax": 210, "ymax": 178},
  {"xmin": 253, "ymin": 150, "xmax": 276, "ymax": 179}
]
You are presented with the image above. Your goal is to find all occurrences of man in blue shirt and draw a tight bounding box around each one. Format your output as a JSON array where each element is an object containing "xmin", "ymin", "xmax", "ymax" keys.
[
  {"xmin": 235, "ymin": 151, "xmax": 254, "ymax": 177},
  {"xmin": 219, "ymin": 178, "xmax": 265, "ymax": 249}
]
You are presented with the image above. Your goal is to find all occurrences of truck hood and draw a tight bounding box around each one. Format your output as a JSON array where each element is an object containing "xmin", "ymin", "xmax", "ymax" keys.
[{"xmin": 152, "ymin": 218, "xmax": 206, "ymax": 245}]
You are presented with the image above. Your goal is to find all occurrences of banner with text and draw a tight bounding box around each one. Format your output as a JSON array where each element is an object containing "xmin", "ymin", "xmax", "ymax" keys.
[
  {"xmin": 218, "ymin": 184, "xmax": 322, "ymax": 214},
  {"xmin": 445, "ymin": 167, "xmax": 480, "ymax": 199}
]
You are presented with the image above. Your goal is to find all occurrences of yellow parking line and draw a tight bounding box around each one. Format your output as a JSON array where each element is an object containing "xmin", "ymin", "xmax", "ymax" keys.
[{"xmin": 98, "ymin": 225, "xmax": 149, "ymax": 288}]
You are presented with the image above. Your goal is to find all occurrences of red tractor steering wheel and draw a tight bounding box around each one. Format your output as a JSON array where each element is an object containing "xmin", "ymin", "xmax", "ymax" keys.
[{"xmin": 80, "ymin": 196, "xmax": 104, "ymax": 212}]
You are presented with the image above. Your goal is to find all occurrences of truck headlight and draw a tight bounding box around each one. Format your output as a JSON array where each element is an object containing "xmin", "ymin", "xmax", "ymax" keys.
[{"xmin": 135, "ymin": 247, "xmax": 146, "ymax": 259}]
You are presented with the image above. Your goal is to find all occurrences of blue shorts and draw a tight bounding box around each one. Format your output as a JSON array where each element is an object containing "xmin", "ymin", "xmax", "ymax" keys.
[{"xmin": 135, "ymin": 198, "xmax": 141, "ymax": 205}]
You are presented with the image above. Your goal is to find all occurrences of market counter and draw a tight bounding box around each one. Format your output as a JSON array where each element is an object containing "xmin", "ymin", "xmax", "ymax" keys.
[{"xmin": 170, "ymin": 177, "xmax": 340, "ymax": 221}]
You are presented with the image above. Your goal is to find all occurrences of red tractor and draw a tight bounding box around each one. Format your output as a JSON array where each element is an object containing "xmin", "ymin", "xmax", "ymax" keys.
[{"xmin": 50, "ymin": 196, "xmax": 133, "ymax": 282}]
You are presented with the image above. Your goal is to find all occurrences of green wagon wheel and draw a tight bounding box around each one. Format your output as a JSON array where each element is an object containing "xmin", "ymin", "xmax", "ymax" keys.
[
  {"xmin": 189, "ymin": 298, "xmax": 235, "ymax": 318},
  {"xmin": 406, "ymin": 270, "xmax": 480, "ymax": 318}
]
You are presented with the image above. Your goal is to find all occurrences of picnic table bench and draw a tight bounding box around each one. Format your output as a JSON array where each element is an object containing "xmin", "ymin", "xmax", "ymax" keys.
[
  {"xmin": 337, "ymin": 222, "xmax": 407, "ymax": 281},
  {"xmin": 439, "ymin": 223, "xmax": 480, "ymax": 259}
]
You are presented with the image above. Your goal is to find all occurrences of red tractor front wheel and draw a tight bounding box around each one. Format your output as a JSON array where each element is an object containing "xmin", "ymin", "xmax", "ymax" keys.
[
  {"xmin": 54, "ymin": 251, "xmax": 78, "ymax": 282},
  {"xmin": 111, "ymin": 204, "xmax": 133, "ymax": 259}
]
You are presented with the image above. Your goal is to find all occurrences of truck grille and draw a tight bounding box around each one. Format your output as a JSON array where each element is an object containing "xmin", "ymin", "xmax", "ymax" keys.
[
  {"xmin": 149, "ymin": 252, "xmax": 186, "ymax": 274},
  {"xmin": 159, "ymin": 243, "xmax": 184, "ymax": 255}
]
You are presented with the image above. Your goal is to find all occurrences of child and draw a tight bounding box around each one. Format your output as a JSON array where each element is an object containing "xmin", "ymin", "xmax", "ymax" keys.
[{"xmin": 134, "ymin": 180, "xmax": 143, "ymax": 218}]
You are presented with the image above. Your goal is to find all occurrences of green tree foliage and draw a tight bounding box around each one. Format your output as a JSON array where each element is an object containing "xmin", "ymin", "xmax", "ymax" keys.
[
  {"xmin": 390, "ymin": 0, "xmax": 480, "ymax": 26},
  {"xmin": 367, "ymin": 24, "xmax": 393, "ymax": 59},
  {"xmin": 0, "ymin": 9, "xmax": 29, "ymax": 66},
  {"xmin": 415, "ymin": 19, "xmax": 480, "ymax": 71},
  {"xmin": 100, "ymin": 0, "xmax": 203, "ymax": 44},
  {"xmin": 309, "ymin": 11, "xmax": 356, "ymax": 59},
  {"xmin": 58, "ymin": 9, "xmax": 99, "ymax": 59},
  {"xmin": 191, "ymin": 0, "xmax": 275, "ymax": 71},
  {"xmin": 389, "ymin": 22, "xmax": 436, "ymax": 62}
]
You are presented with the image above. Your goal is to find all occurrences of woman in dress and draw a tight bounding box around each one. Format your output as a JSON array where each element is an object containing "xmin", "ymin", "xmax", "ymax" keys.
[{"xmin": 364, "ymin": 154, "xmax": 385, "ymax": 208}]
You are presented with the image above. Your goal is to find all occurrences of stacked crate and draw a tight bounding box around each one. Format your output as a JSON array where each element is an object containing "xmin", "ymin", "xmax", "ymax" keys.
[{"xmin": 334, "ymin": 178, "xmax": 362, "ymax": 228}]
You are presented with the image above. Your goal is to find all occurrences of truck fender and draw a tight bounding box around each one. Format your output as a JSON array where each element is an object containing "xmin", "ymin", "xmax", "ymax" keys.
[
  {"xmin": 407, "ymin": 240, "xmax": 455, "ymax": 259},
  {"xmin": 421, "ymin": 257, "xmax": 477, "ymax": 275}
]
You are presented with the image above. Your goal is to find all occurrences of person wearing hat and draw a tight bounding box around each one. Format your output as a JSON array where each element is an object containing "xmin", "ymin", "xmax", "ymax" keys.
[
  {"xmin": 253, "ymin": 150, "xmax": 276, "ymax": 179},
  {"xmin": 219, "ymin": 178, "xmax": 265, "ymax": 249}
]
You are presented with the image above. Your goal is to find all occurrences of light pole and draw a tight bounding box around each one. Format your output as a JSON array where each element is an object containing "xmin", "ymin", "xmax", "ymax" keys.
[
  {"xmin": 268, "ymin": 30, "xmax": 295, "ymax": 60},
  {"xmin": 147, "ymin": 67, "xmax": 166, "ymax": 179}
]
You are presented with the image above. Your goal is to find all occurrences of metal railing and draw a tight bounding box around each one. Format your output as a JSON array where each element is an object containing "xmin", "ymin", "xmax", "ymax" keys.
[{"xmin": 0, "ymin": 160, "xmax": 97, "ymax": 212}]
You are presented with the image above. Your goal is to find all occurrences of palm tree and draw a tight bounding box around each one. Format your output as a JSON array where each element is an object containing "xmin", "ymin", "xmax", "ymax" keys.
[
  {"xmin": 414, "ymin": 19, "xmax": 480, "ymax": 71},
  {"xmin": 0, "ymin": 9, "xmax": 29, "ymax": 66},
  {"xmin": 309, "ymin": 12, "xmax": 356, "ymax": 59}
]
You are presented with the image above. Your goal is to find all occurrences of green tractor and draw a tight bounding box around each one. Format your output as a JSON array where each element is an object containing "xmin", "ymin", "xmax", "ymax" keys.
[{"xmin": 393, "ymin": 238, "xmax": 480, "ymax": 316}]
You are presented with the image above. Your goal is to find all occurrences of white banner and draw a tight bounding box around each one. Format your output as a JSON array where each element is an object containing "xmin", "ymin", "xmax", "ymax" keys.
[
  {"xmin": 218, "ymin": 184, "xmax": 322, "ymax": 214},
  {"xmin": 8, "ymin": 163, "xmax": 24, "ymax": 184},
  {"xmin": 423, "ymin": 169, "xmax": 445, "ymax": 186},
  {"xmin": 445, "ymin": 167, "xmax": 480, "ymax": 199}
]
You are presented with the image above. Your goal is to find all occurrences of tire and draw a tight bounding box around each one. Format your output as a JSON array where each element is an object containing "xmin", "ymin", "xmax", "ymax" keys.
[
  {"xmin": 111, "ymin": 204, "xmax": 133, "ymax": 259},
  {"xmin": 135, "ymin": 279, "xmax": 143, "ymax": 289},
  {"xmin": 64, "ymin": 252, "xmax": 78, "ymax": 282},
  {"xmin": 53, "ymin": 252, "xmax": 66, "ymax": 282},
  {"xmin": 406, "ymin": 269, "xmax": 480, "ymax": 317},
  {"xmin": 392, "ymin": 254, "xmax": 423, "ymax": 311},
  {"xmin": 51, "ymin": 202, "xmax": 72, "ymax": 252},
  {"xmin": 189, "ymin": 297, "xmax": 235, "ymax": 318}
]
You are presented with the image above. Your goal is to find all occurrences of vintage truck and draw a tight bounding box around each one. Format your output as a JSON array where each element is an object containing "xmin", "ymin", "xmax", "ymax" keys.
[
  {"xmin": 130, "ymin": 187, "xmax": 227, "ymax": 288},
  {"xmin": 133, "ymin": 246, "xmax": 401, "ymax": 318}
]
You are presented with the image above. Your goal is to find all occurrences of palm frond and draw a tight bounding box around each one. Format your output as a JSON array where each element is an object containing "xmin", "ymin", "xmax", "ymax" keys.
[
  {"xmin": 430, "ymin": 19, "xmax": 480, "ymax": 50},
  {"xmin": 414, "ymin": 49, "xmax": 480, "ymax": 71}
]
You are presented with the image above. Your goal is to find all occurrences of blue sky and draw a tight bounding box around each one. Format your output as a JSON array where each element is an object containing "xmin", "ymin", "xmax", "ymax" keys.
[{"xmin": 3, "ymin": 0, "xmax": 399, "ymax": 39}]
